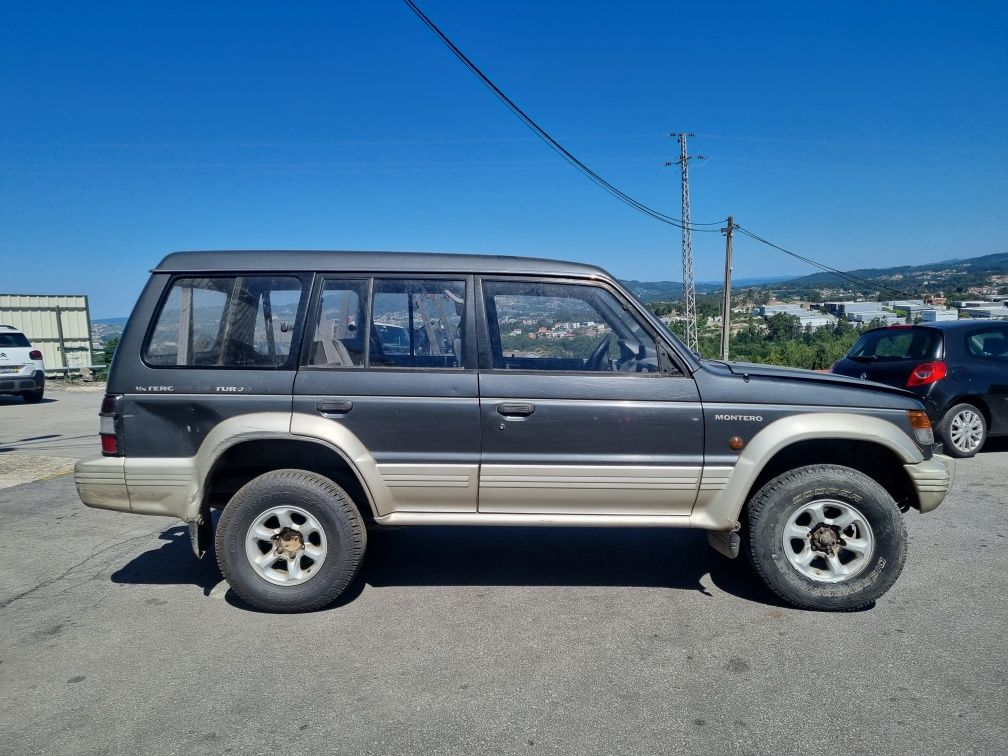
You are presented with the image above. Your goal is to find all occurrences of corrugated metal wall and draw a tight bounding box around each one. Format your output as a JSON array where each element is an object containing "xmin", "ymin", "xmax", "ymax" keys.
[{"xmin": 0, "ymin": 294, "xmax": 95, "ymax": 373}]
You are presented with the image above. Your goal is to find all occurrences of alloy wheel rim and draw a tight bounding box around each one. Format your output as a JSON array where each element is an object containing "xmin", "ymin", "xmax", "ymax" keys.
[
  {"xmin": 950, "ymin": 410, "xmax": 983, "ymax": 453},
  {"xmin": 782, "ymin": 499, "xmax": 875, "ymax": 583},
  {"xmin": 245, "ymin": 505, "xmax": 327, "ymax": 586}
]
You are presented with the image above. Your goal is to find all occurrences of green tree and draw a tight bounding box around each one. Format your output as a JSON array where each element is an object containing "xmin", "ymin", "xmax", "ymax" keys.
[{"xmin": 102, "ymin": 336, "xmax": 120, "ymax": 366}]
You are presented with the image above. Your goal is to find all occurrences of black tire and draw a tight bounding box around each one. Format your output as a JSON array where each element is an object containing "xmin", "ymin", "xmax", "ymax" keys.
[
  {"xmin": 215, "ymin": 469, "xmax": 367, "ymax": 612},
  {"xmin": 745, "ymin": 464, "xmax": 907, "ymax": 612},
  {"xmin": 22, "ymin": 388, "xmax": 44, "ymax": 403},
  {"xmin": 938, "ymin": 402, "xmax": 987, "ymax": 458}
]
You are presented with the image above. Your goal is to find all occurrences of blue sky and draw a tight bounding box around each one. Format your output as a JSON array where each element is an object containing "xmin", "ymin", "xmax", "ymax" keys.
[{"xmin": 1, "ymin": 1, "xmax": 1005, "ymax": 318}]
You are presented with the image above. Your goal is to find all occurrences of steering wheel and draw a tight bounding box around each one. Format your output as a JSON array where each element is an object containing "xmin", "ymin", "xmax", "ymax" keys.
[{"xmin": 585, "ymin": 334, "xmax": 612, "ymax": 371}]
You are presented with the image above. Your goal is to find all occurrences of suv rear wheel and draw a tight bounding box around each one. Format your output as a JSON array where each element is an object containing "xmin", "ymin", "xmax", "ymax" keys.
[
  {"xmin": 745, "ymin": 464, "xmax": 907, "ymax": 611},
  {"xmin": 938, "ymin": 402, "xmax": 986, "ymax": 458},
  {"xmin": 215, "ymin": 469, "xmax": 367, "ymax": 612}
]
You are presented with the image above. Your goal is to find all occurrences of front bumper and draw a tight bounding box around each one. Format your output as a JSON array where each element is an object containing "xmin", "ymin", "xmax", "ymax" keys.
[{"xmin": 905, "ymin": 453, "xmax": 956, "ymax": 513}]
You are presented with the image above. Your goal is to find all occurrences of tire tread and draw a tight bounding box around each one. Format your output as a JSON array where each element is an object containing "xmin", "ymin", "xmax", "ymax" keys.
[
  {"xmin": 745, "ymin": 464, "xmax": 907, "ymax": 612},
  {"xmin": 215, "ymin": 469, "xmax": 367, "ymax": 613}
]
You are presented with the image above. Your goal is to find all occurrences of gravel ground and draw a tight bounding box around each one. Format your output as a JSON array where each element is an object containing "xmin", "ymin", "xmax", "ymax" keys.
[{"xmin": 0, "ymin": 437, "xmax": 1005, "ymax": 755}]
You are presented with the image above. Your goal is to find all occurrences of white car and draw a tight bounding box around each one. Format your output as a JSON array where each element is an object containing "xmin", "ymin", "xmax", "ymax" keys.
[{"xmin": 0, "ymin": 325, "xmax": 45, "ymax": 403}]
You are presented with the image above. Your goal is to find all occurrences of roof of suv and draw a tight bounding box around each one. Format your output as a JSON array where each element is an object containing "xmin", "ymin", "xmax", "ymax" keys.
[{"xmin": 154, "ymin": 250, "xmax": 611, "ymax": 279}]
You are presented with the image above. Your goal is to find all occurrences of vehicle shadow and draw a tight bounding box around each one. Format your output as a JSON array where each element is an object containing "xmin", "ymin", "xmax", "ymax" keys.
[
  {"xmin": 110, "ymin": 527, "xmax": 223, "ymax": 594},
  {"xmin": 110, "ymin": 523, "xmax": 790, "ymax": 611},
  {"xmin": 979, "ymin": 436, "xmax": 1008, "ymax": 454},
  {"xmin": 0, "ymin": 395, "xmax": 57, "ymax": 405}
]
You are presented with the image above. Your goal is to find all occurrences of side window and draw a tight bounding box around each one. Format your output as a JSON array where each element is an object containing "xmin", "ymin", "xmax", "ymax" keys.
[
  {"xmin": 371, "ymin": 279, "xmax": 466, "ymax": 368},
  {"xmin": 966, "ymin": 328, "xmax": 1008, "ymax": 361},
  {"xmin": 145, "ymin": 276, "xmax": 304, "ymax": 367},
  {"xmin": 307, "ymin": 279, "xmax": 368, "ymax": 367},
  {"xmin": 482, "ymin": 280, "xmax": 660, "ymax": 373}
]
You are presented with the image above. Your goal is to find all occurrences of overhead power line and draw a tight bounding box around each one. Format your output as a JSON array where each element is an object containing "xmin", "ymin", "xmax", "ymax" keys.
[
  {"xmin": 401, "ymin": 0, "xmax": 723, "ymax": 231},
  {"xmin": 735, "ymin": 226, "xmax": 914, "ymax": 298},
  {"xmin": 401, "ymin": 1, "xmax": 923, "ymax": 300}
]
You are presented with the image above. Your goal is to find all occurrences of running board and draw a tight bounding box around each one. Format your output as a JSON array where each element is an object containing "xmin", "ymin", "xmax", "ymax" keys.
[{"xmin": 374, "ymin": 512, "xmax": 693, "ymax": 528}]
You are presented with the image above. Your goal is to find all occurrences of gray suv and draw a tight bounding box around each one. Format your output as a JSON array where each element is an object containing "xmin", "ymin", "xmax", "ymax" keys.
[{"xmin": 75, "ymin": 251, "xmax": 955, "ymax": 612}]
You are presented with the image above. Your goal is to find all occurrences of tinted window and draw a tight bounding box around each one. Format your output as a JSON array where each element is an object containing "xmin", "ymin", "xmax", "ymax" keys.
[
  {"xmin": 307, "ymin": 279, "xmax": 368, "ymax": 367},
  {"xmin": 847, "ymin": 328, "xmax": 941, "ymax": 362},
  {"xmin": 146, "ymin": 276, "xmax": 303, "ymax": 367},
  {"xmin": 483, "ymin": 280, "xmax": 659, "ymax": 373},
  {"xmin": 371, "ymin": 279, "xmax": 466, "ymax": 368},
  {"xmin": 0, "ymin": 333, "xmax": 31, "ymax": 347},
  {"xmin": 965, "ymin": 327, "xmax": 1008, "ymax": 361}
]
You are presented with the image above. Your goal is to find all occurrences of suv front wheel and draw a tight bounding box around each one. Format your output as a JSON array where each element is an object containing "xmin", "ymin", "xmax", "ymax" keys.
[
  {"xmin": 745, "ymin": 464, "xmax": 907, "ymax": 611},
  {"xmin": 215, "ymin": 469, "xmax": 367, "ymax": 612}
]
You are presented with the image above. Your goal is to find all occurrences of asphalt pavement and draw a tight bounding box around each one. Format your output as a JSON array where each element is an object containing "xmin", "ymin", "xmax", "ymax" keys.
[{"xmin": 1, "ymin": 390, "xmax": 1006, "ymax": 755}]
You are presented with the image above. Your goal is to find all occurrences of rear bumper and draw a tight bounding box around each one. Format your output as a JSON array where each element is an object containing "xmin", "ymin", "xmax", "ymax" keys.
[
  {"xmin": 75, "ymin": 456, "xmax": 131, "ymax": 512},
  {"xmin": 905, "ymin": 454, "xmax": 956, "ymax": 513},
  {"xmin": 0, "ymin": 369, "xmax": 44, "ymax": 394},
  {"xmin": 75, "ymin": 455, "xmax": 197, "ymax": 520}
]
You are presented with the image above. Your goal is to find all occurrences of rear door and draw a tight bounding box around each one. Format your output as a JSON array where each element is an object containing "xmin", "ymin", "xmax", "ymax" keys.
[
  {"xmin": 961, "ymin": 324, "xmax": 1008, "ymax": 433},
  {"xmin": 476, "ymin": 277, "xmax": 703, "ymax": 516},
  {"xmin": 292, "ymin": 275, "xmax": 481, "ymax": 515}
]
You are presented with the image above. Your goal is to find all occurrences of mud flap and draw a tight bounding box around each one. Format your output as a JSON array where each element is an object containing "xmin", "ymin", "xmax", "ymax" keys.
[
  {"xmin": 187, "ymin": 515, "xmax": 213, "ymax": 558},
  {"xmin": 707, "ymin": 528, "xmax": 741, "ymax": 559}
]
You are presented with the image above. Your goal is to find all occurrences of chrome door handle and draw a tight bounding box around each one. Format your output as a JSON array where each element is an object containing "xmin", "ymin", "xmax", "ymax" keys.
[{"xmin": 496, "ymin": 402, "xmax": 535, "ymax": 417}]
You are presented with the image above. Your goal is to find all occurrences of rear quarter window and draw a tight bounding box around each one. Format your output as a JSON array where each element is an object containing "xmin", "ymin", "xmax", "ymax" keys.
[{"xmin": 145, "ymin": 276, "xmax": 304, "ymax": 368}]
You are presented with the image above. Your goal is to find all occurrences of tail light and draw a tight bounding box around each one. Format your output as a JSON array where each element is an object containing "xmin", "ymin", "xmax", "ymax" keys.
[
  {"xmin": 29, "ymin": 350, "xmax": 43, "ymax": 360},
  {"xmin": 100, "ymin": 394, "xmax": 123, "ymax": 456},
  {"xmin": 907, "ymin": 361, "xmax": 947, "ymax": 387}
]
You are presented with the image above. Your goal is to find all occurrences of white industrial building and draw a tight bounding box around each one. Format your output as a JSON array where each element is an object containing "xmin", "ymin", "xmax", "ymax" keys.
[
  {"xmin": 848, "ymin": 310, "xmax": 903, "ymax": 325},
  {"xmin": 0, "ymin": 293, "xmax": 95, "ymax": 374},
  {"xmin": 960, "ymin": 306, "xmax": 1008, "ymax": 320},
  {"xmin": 755, "ymin": 304, "xmax": 836, "ymax": 331},
  {"xmin": 921, "ymin": 308, "xmax": 958, "ymax": 322}
]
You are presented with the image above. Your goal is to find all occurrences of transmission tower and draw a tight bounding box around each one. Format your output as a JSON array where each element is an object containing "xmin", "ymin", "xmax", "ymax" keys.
[{"xmin": 668, "ymin": 132, "xmax": 704, "ymax": 352}]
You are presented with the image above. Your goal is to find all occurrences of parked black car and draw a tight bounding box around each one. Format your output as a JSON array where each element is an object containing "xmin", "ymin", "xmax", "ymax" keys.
[{"xmin": 832, "ymin": 321, "xmax": 1008, "ymax": 457}]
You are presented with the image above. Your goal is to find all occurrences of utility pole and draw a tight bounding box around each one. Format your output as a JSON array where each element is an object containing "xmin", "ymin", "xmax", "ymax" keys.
[
  {"xmin": 668, "ymin": 132, "xmax": 704, "ymax": 352},
  {"xmin": 720, "ymin": 216, "xmax": 735, "ymax": 360}
]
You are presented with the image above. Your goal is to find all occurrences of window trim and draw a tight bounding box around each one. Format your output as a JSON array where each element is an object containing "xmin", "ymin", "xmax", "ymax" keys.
[
  {"xmin": 298, "ymin": 273, "xmax": 477, "ymax": 372},
  {"xmin": 141, "ymin": 272, "xmax": 311, "ymax": 371},
  {"xmin": 476, "ymin": 275, "xmax": 686, "ymax": 377}
]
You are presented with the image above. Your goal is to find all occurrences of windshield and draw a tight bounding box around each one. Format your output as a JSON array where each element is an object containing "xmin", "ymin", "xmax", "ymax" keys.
[{"xmin": 846, "ymin": 328, "xmax": 941, "ymax": 362}]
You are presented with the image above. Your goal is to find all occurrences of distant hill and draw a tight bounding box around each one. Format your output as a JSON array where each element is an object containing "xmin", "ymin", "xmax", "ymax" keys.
[
  {"xmin": 775, "ymin": 252, "xmax": 1008, "ymax": 293},
  {"xmin": 92, "ymin": 317, "xmax": 129, "ymax": 325},
  {"xmin": 621, "ymin": 280, "xmax": 719, "ymax": 302},
  {"xmin": 627, "ymin": 252, "xmax": 1008, "ymax": 301}
]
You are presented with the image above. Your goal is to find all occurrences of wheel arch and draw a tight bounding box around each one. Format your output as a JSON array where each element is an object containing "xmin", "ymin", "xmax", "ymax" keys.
[
  {"xmin": 200, "ymin": 437, "xmax": 379, "ymax": 525},
  {"xmin": 691, "ymin": 413, "xmax": 924, "ymax": 529},
  {"xmin": 937, "ymin": 395, "xmax": 991, "ymax": 429}
]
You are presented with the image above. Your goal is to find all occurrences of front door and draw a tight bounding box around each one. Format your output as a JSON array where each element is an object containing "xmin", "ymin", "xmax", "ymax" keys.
[{"xmin": 476, "ymin": 278, "xmax": 703, "ymax": 516}]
